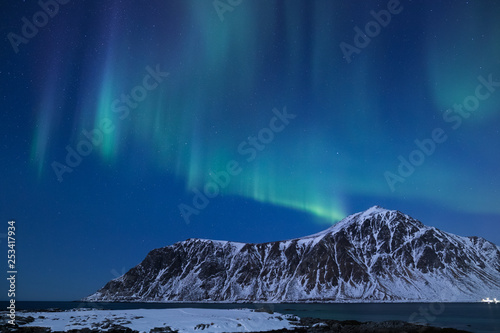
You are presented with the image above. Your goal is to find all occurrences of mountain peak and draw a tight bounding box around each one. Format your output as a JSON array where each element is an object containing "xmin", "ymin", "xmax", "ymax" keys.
[
  {"xmin": 325, "ymin": 205, "xmax": 393, "ymax": 228},
  {"xmin": 364, "ymin": 205, "xmax": 389, "ymax": 214},
  {"xmin": 84, "ymin": 207, "xmax": 500, "ymax": 303},
  {"xmin": 354, "ymin": 205, "xmax": 392, "ymax": 220}
]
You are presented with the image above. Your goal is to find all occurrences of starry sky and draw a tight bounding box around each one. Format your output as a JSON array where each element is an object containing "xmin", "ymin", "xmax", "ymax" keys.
[{"xmin": 0, "ymin": 0, "xmax": 499, "ymax": 301}]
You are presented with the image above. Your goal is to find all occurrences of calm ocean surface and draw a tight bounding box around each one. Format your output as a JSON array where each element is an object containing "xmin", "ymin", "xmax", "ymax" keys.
[{"xmin": 2, "ymin": 301, "xmax": 499, "ymax": 333}]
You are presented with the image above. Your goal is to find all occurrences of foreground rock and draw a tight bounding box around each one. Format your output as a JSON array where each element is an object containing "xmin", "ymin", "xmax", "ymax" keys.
[{"xmin": 267, "ymin": 316, "xmax": 472, "ymax": 332}]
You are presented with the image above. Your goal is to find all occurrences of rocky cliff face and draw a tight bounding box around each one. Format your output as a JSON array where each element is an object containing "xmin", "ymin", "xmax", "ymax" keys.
[{"xmin": 84, "ymin": 206, "xmax": 500, "ymax": 302}]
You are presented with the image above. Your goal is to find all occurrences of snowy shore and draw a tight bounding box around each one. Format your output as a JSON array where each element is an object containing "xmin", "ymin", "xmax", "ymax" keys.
[
  {"xmin": 1, "ymin": 307, "xmax": 297, "ymax": 332},
  {"xmin": 0, "ymin": 307, "xmax": 472, "ymax": 333}
]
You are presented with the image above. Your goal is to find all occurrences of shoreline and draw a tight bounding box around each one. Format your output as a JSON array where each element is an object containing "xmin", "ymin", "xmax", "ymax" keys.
[
  {"xmin": 77, "ymin": 299, "xmax": 487, "ymax": 304},
  {"xmin": 0, "ymin": 307, "xmax": 472, "ymax": 333}
]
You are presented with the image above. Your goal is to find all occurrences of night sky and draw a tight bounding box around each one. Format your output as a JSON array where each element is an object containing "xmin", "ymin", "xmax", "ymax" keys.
[{"xmin": 1, "ymin": 0, "xmax": 499, "ymax": 301}]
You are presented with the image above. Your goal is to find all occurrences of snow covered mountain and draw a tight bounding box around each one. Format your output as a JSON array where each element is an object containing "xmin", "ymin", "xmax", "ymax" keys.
[{"xmin": 84, "ymin": 206, "xmax": 500, "ymax": 302}]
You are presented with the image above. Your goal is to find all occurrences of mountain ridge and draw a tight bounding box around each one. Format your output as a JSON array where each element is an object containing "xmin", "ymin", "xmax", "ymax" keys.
[{"xmin": 84, "ymin": 206, "xmax": 500, "ymax": 303}]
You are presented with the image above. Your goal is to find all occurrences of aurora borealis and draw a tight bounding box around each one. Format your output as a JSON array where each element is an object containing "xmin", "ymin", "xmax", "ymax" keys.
[{"xmin": 1, "ymin": 0, "xmax": 500, "ymax": 301}]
